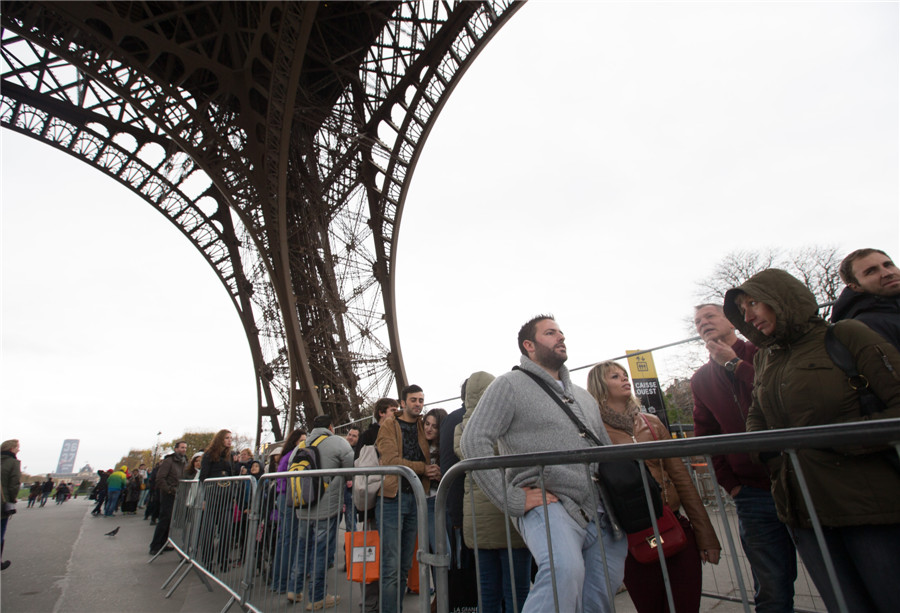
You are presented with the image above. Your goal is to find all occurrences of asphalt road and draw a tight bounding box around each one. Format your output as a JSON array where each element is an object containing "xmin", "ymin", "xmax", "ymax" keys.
[{"xmin": 0, "ymin": 498, "xmax": 229, "ymax": 613}]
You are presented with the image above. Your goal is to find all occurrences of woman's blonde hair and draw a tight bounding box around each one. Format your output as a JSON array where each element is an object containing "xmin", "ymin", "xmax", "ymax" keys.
[
  {"xmin": 1, "ymin": 439, "xmax": 19, "ymax": 452},
  {"xmin": 586, "ymin": 361, "xmax": 642, "ymax": 412}
]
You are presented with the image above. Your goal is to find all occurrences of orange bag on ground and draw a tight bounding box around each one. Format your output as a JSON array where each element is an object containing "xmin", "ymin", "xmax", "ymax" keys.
[
  {"xmin": 407, "ymin": 535, "xmax": 419, "ymax": 594},
  {"xmin": 345, "ymin": 530, "xmax": 380, "ymax": 584}
]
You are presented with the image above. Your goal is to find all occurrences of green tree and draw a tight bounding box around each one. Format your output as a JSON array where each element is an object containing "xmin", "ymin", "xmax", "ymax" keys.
[
  {"xmin": 116, "ymin": 448, "xmax": 152, "ymax": 472},
  {"xmin": 164, "ymin": 431, "xmax": 255, "ymax": 459},
  {"xmin": 664, "ymin": 379, "xmax": 695, "ymax": 429},
  {"xmin": 166, "ymin": 432, "xmax": 216, "ymax": 458}
]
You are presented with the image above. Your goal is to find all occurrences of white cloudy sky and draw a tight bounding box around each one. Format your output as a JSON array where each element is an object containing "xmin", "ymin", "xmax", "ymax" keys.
[{"xmin": 2, "ymin": 1, "xmax": 898, "ymax": 475}]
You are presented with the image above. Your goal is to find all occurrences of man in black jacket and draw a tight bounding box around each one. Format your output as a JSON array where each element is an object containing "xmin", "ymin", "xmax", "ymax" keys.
[
  {"xmin": 355, "ymin": 397, "xmax": 399, "ymax": 453},
  {"xmin": 149, "ymin": 441, "xmax": 187, "ymax": 555},
  {"xmin": 831, "ymin": 248, "xmax": 900, "ymax": 350},
  {"xmin": 91, "ymin": 470, "xmax": 108, "ymax": 516}
]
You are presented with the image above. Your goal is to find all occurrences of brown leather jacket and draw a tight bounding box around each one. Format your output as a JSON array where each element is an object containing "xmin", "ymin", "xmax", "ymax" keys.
[
  {"xmin": 375, "ymin": 413, "xmax": 431, "ymax": 498},
  {"xmin": 604, "ymin": 413, "xmax": 721, "ymax": 552}
]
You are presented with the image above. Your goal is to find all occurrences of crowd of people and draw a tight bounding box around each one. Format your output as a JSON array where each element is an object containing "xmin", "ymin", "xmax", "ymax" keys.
[
  {"xmin": 22, "ymin": 475, "xmax": 78, "ymax": 508},
  {"xmin": 1, "ymin": 247, "xmax": 897, "ymax": 613}
]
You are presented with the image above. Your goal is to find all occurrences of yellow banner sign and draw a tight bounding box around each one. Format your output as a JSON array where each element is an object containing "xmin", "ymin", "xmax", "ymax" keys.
[{"xmin": 626, "ymin": 350, "xmax": 659, "ymax": 379}]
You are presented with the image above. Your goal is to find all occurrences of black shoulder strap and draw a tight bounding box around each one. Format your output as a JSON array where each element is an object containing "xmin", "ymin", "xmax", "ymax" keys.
[
  {"xmin": 512, "ymin": 366, "xmax": 603, "ymax": 446},
  {"xmin": 825, "ymin": 324, "xmax": 886, "ymax": 417}
]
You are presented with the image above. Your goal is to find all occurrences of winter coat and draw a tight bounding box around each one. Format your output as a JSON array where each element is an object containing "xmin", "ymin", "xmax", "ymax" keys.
[
  {"xmin": 830, "ymin": 285, "xmax": 900, "ymax": 352},
  {"xmin": 199, "ymin": 452, "xmax": 235, "ymax": 482},
  {"xmin": 356, "ymin": 421, "xmax": 380, "ymax": 451},
  {"xmin": 156, "ymin": 452, "xmax": 187, "ymax": 496},
  {"xmin": 106, "ymin": 470, "xmax": 127, "ymax": 491},
  {"xmin": 724, "ymin": 268, "xmax": 900, "ymax": 528},
  {"xmin": 603, "ymin": 413, "xmax": 720, "ymax": 552},
  {"xmin": 454, "ymin": 371, "xmax": 528, "ymax": 550},
  {"xmin": 1, "ymin": 450, "xmax": 21, "ymax": 507},
  {"xmin": 441, "ymin": 406, "xmax": 466, "ymax": 528},
  {"xmin": 691, "ymin": 339, "xmax": 773, "ymax": 493},
  {"xmin": 376, "ymin": 413, "xmax": 430, "ymax": 499}
]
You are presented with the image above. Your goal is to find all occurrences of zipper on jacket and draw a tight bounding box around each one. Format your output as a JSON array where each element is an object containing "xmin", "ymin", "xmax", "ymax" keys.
[
  {"xmin": 771, "ymin": 345, "xmax": 791, "ymax": 427},
  {"xmin": 875, "ymin": 345, "xmax": 895, "ymax": 373}
]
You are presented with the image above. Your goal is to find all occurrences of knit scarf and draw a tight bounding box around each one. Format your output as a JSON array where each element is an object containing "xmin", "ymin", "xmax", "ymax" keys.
[{"xmin": 599, "ymin": 402, "xmax": 640, "ymax": 436}]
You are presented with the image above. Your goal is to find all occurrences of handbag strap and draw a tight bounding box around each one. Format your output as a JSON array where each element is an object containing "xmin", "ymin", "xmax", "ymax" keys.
[
  {"xmin": 825, "ymin": 324, "xmax": 887, "ymax": 417},
  {"xmin": 512, "ymin": 366, "xmax": 603, "ymax": 446},
  {"xmin": 638, "ymin": 412, "xmax": 669, "ymax": 505}
]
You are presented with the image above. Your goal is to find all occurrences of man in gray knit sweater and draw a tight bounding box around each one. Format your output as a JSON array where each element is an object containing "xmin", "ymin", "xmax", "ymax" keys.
[{"xmin": 460, "ymin": 315, "xmax": 627, "ymax": 613}]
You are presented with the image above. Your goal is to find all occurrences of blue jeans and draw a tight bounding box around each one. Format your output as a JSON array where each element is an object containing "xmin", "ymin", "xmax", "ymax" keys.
[
  {"xmin": 792, "ymin": 523, "xmax": 900, "ymax": 613},
  {"xmin": 476, "ymin": 547, "xmax": 532, "ymax": 613},
  {"xmin": 734, "ymin": 486, "xmax": 796, "ymax": 612},
  {"xmin": 343, "ymin": 485, "xmax": 356, "ymax": 533},
  {"xmin": 104, "ymin": 489, "xmax": 122, "ymax": 516},
  {"xmin": 288, "ymin": 515, "xmax": 339, "ymax": 602},
  {"xmin": 517, "ymin": 503, "xmax": 626, "ymax": 613},
  {"xmin": 377, "ymin": 494, "xmax": 418, "ymax": 613},
  {"xmin": 1, "ymin": 515, "xmax": 8, "ymax": 555},
  {"xmin": 270, "ymin": 494, "xmax": 299, "ymax": 592}
]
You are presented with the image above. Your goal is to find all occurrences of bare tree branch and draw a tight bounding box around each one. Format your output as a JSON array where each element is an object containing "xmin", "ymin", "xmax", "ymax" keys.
[{"xmin": 695, "ymin": 245, "xmax": 841, "ymax": 317}]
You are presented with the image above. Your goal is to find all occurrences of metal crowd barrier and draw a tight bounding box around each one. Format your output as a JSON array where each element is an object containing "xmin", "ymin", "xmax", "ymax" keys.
[
  {"xmin": 161, "ymin": 465, "xmax": 432, "ymax": 613},
  {"xmin": 155, "ymin": 420, "xmax": 899, "ymax": 612},
  {"xmin": 158, "ymin": 479, "xmax": 215, "ymax": 599},
  {"xmin": 435, "ymin": 418, "xmax": 900, "ymax": 613},
  {"xmin": 167, "ymin": 478, "xmax": 201, "ymax": 556}
]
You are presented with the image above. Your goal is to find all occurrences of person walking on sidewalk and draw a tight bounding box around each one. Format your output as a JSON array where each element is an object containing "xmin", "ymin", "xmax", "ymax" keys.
[{"xmin": 1, "ymin": 439, "xmax": 22, "ymax": 571}]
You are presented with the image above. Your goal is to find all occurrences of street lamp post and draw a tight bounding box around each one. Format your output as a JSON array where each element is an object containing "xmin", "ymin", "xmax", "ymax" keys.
[{"xmin": 153, "ymin": 431, "xmax": 162, "ymax": 466}]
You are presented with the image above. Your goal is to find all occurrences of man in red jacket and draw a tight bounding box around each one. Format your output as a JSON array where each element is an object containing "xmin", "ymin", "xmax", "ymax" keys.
[{"xmin": 691, "ymin": 303, "xmax": 796, "ymax": 612}]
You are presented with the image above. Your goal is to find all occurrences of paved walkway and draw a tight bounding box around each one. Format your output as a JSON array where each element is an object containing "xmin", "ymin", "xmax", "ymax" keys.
[
  {"xmin": 1, "ymin": 498, "xmax": 227, "ymax": 612},
  {"xmin": 1, "ymin": 498, "xmax": 817, "ymax": 612}
]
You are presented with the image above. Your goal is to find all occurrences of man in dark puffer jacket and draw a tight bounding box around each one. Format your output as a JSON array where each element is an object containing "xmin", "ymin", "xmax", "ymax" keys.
[{"xmin": 831, "ymin": 247, "xmax": 900, "ymax": 351}]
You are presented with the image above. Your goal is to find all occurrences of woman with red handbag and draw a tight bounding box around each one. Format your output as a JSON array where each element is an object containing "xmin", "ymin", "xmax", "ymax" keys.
[{"xmin": 588, "ymin": 361, "xmax": 720, "ymax": 612}]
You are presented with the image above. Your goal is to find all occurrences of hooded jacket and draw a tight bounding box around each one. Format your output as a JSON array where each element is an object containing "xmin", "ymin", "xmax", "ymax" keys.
[
  {"xmin": 830, "ymin": 285, "xmax": 900, "ymax": 351},
  {"xmin": 723, "ymin": 268, "xmax": 900, "ymax": 528},
  {"xmin": 107, "ymin": 468, "xmax": 127, "ymax": 491},
  {"xmin": 454, "ymin": 371, "xmax": 527, "ymax": 550}
]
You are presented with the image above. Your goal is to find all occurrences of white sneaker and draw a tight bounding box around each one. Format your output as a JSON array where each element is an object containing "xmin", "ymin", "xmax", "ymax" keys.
[{"xmin": 306, "ymin": 594, "xmax": 340, "ymax": 610}]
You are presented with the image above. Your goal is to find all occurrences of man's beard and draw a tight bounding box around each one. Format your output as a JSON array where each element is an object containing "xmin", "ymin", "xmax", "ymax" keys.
[{"xmin": 534, "ymin": 342, "xmax": 567, "ymax": 371}]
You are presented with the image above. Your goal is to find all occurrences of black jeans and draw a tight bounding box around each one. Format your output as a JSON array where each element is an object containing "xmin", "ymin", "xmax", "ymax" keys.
[{"xmin": 149, "ymin": 492, "xmax": 175, "ymax": 552}]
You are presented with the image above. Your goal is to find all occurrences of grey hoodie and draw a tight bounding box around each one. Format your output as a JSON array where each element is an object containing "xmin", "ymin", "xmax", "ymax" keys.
[{"xmin": 460, "ymin": 356, "xmax": 614, "ymax": 530}]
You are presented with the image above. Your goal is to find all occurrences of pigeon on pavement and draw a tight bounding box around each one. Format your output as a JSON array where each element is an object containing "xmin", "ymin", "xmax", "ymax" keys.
[{"xmin": 104, "ymin": 526, "xmax": 120, "ymax": 537}]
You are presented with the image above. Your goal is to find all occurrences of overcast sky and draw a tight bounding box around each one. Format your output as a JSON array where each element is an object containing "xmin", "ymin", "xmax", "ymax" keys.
[{"xmin": 2, "ymin": 1, "xmax": 898, "ymax": 476}]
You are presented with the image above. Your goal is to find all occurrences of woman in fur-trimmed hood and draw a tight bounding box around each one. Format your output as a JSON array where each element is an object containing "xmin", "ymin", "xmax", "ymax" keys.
[{"xmin": 724, "ymin": 268, "xmax": 900, "ymax": 613}]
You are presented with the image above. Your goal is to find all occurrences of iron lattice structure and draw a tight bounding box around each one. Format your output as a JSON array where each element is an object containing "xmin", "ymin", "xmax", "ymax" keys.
[{"xmin": 1, "ymin": 1, "xmax": 522, "ymax": 442}]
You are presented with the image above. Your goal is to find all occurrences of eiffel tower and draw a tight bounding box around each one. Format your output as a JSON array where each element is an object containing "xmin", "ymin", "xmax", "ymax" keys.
[{"xmin": 1, "ymin": 1, "xmax": 523, "ymax": 441}]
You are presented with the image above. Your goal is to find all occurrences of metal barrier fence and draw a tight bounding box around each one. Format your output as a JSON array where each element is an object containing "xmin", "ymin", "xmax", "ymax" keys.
[
  {"xmin": 435, "ymin": 418, "xmax": 900, "ymax": 613},
  {"xmin": 161, "ymin": 465, "xmax": 431, "ymax": 613},
  {"xmin": 156, "ymin": 419, "xmax": 899, "ymax": 612}
]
